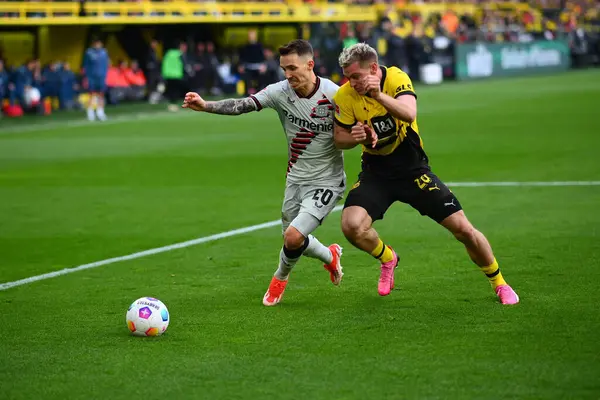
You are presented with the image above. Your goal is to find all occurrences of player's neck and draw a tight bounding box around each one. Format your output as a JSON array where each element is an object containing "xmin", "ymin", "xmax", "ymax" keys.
[{"xmin": 294, "ymin": 73, "xmax": 318, "ymax": 98}]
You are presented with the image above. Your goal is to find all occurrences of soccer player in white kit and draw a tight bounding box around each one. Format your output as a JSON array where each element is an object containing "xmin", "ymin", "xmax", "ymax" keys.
[{"xmin": 182, "ymin": 40, "xmax": 345, "ymax": 306}]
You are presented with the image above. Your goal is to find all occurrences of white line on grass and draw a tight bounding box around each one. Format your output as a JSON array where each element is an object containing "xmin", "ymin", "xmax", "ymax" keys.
[
  {"xmin": 1, "ymin": 180, "xmax": 599, "ymax": 291},
  {"xmin": 0, "ymin": 211, "xmax": 325, "ymax": 292},
  {"xmin": 449, "ymin": 181, "xmax": 600, "ymax": 187}
]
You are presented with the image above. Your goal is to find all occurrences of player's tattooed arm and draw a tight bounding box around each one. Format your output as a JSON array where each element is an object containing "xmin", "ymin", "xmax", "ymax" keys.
[
  {"xmin": 203, "ymin": 98, "xmax": 256, "ymax": 115},
  {"xmin": 182, "ymin": 92, "xmax": 258, "ymax": 115}
]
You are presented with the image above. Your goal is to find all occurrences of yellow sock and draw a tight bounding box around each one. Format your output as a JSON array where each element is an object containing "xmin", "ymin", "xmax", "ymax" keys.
[
  {"xmin": 479, "ymin": 258, "xmax": 507, "ymax": 289},
  {"xmin": 370, "ymin": 239, "xmax": 394, "ymax": 264}
]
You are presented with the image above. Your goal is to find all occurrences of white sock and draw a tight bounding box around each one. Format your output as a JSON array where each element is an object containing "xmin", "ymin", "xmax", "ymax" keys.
[
  {"xmin": 303, "ymin": 235, "xmax": 333, "ymax": 264},
  {"xmin": 87, "ymin": 108, "xmax": 95, "ymax": 120},
  {"xmin": 96, "ymin": 108, "xmax": 106, "ymax": 118},
  {"xmin": 274, "ymin": 248, "xmax": 301, "ymax": 280}
]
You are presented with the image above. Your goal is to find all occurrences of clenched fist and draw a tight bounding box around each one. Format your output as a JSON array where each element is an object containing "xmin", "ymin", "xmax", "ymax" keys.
[
  {"xmin": 351, "ymin": 122, "xmax": 378, "ymax": 148},
  {"xmin": 364, "ymin": 75, "xmax": 381, "ymax": 99}
]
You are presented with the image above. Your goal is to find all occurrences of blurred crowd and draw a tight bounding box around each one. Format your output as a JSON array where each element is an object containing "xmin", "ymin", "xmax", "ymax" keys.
[
  {"xmin": 0, "ymin": 31, "xmax": 271, "ymax": 117},
  {"xmin": 0, "ymin": 54, "xmax": 151, "ymax": 117},
  {"xmin": 1, "ymin": 0, "xmax": 599, "ymax": 117}
]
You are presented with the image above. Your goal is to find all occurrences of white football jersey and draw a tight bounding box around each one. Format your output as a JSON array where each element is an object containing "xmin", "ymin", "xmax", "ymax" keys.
[{"xmin": 250, "ymin": 77, "xmax": 345, "ymax": 186}]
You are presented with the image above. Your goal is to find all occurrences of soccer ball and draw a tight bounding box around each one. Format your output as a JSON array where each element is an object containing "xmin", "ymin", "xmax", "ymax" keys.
[{"xmin": 126, "ymin": 297, "xmax": 170, "ymax": 337}]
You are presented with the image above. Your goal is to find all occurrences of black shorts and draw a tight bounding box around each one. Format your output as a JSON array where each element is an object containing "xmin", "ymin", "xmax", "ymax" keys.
[{"xmin": 344, "ymin": 171, "xmax": 462, "ymax": 223}]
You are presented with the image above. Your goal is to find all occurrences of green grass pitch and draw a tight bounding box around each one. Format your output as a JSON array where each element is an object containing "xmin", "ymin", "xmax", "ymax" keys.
[{"xmin": 1, "ymin": 70, "xmax": 599, "ymax": 399}]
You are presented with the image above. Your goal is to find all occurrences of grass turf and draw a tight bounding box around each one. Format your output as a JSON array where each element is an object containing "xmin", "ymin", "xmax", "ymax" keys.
[{"xmin": 1, "ymin": 70, "xmax": 599, "ymax": 399}]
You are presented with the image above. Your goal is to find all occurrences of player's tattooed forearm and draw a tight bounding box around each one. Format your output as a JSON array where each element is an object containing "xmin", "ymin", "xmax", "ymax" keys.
[{"xmin": 204, "ymin": 98, "xmax": 255, "ymax": 115}]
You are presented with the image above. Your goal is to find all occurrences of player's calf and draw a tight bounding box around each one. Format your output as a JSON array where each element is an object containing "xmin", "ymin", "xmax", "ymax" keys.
[{"xmin": 441, "ymin": 210, "xmax": 519, "ymax": 305}]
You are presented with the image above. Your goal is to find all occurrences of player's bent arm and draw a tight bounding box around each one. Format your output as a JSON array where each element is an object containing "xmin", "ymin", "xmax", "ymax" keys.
[
  {"xmin": 203, "ymin": 97, "xmax": 257, "ymax": 115},
  {"xmin": 334, "ymin": 123, "xmax": 359, "ymax": 149},
  {"xmin": 375, "ymin": 93, "xmax": 417, "ymax": 123}
]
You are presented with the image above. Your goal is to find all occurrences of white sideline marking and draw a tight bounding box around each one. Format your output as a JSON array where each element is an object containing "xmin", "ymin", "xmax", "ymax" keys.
[
  {"xmin": 448, "ymin": 181, "xmax": 600, "ymax": 187},
  {"xmin": 0, "ymin": 210, "xmax": 331, "ymax": 292},
  {"xmin": 1, "ymin": 180, "xmax": 599, "ymax": 291}
]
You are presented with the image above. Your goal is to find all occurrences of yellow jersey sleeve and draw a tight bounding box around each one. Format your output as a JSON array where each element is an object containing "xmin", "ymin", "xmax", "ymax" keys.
[
  {"xmin": 385, "ymin": 67, "xmax": 417, "ymax": 99},
  {"xmin": 333, "ymin": 86, "xmax": 356, "ymax": 129}
]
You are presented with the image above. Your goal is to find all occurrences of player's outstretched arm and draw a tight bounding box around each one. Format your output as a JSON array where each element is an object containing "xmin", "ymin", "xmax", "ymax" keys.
[{"xmin": 182, "ymin": 92, "xmax": 256, "ymax": 115}]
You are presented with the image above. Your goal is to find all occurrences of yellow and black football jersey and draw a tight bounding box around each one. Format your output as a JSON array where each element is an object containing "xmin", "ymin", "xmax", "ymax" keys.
[{"xmin": 333, "ymin": 66, "xmax": 429, "ymax": 177}]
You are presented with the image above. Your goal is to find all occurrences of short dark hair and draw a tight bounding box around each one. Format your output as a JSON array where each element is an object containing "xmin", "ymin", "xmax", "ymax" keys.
[{"xmin": 278, "ymin": 39, "xmax": 313, "ymax": 58}]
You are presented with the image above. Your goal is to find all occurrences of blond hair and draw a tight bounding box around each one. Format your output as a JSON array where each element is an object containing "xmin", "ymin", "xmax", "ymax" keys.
[{"xmin": 338, "ymin": 43, "xmax": 379, "ymax": 69}]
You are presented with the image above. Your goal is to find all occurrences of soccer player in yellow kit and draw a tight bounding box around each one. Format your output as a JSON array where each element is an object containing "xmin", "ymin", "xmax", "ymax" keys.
[{"xmin": 332, "ymin": 43, "xmax": 519, "ymax": 304}]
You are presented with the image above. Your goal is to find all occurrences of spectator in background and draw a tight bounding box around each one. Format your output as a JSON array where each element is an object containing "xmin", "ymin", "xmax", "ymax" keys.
[
  {"xmin": 106, "ymin": 60, "xmax": 129, "ymax": 105},
  {"xmin": 32, "ymin": 60, "xmax": 43, "ymax": 100},
  {"xmin": 191, "ymin": 42, "xmax": 206, "ymax": 94},
  {"xmin": 312, "ymin": 48, "xmax": 328, "ymax": 77},
  {"xmin": 406, "ymin": 23, "xmax": 430, "ymax": 82},
  {"xmin": 441, "ymin": 10, "xmax": 460, "ymax": 38},
  {"xmin": 162, "ymin": 41, "xmax": 186, "ymax": 112},
  {"xmin": 182, "ymin": 42, "xmax": 194, "ymax": 93},
  {"xmin": 238, "ymin": 29, "xmax": 267, "ymax": 95},
  {"xmin": 263, "ymin": 48, "xmax": 282, "ymax": 86},
  {"xmin": 381, "ymin": 17, "xmax": 408, "ymax": 72},
  {"xmin": 0, "ymin": 60, "xmax": 12, "ymax": 111},
  {"xmin": 11, "ymin": 59, "xmax": 37, "ymax": 112},
  {"xmin": 319, "ymin": 23, "xmax": 343, "ymax": 79},
  {"xmin": 358, "ymin": 21, "xmax": 381, "ymax": 50},
  {"xmin": 570, "ymin": 27, "xmax": 592, "ymax": 67},
  {"xmin": 59, "ymin": 62, "xmax": 78, "ymax": 110},
  {"xmin": 83, "ymin": 38, "xmax": 109, "ymax": 121},
  {"xmin": 145, "ymin": 39, "xmax": 161, "ymax": 102},
  {"xmin": 215, "ymin": 56, "xmax": 239, "ymax": 95},
  {"xmin": 124, "ymin": 60, "xmax": 147, "ymax": 100},
  {"xmin": 205, "ymin": 42, "xmax": 223, "ymax": 95},
  {"xmin": 343, "ymin": 27, "xmax": 359, "ymax": 49},
  {"xmin": 42, "ymin": 61, "xmax": 61, "ymax": 106}
]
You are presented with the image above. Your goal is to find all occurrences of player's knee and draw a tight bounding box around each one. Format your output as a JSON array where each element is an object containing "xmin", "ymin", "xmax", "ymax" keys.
[
  {"xmin": 283, "ymin": 227, "xmax": 306, "ymax": 250},
  {"xmin": 453, "ymin": 224, "xmax": 477, "ymax": 245},
  {"xmin": 341, "ymin": 211, "xmax": 369, "ymax": 241}
]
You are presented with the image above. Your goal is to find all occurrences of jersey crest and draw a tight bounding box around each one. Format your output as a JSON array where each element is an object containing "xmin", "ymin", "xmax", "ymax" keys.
[{"xmin": 310, "ymin": 95, "xmax": 335, "ymax": 119}]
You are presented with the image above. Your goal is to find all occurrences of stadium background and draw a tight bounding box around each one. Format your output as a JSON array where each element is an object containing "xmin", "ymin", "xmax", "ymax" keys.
[
  {"xmin": 1, "ymin": 2, "xmax": 600, "ymax": 400},
  {"xmin": 0, "ymin": 0, "xmax": 598, "ymax": 115}
]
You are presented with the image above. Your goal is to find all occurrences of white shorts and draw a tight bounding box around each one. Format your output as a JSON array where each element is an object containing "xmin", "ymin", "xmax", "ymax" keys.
[{"xmin": 281, "ymin": 181, "xmax": 345, "ymax": 235}]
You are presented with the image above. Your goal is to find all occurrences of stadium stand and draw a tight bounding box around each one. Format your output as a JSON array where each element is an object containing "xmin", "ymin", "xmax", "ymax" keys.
[{"xmin": 0, "ymin": 0, "xmax": 598, "ymax": 117}]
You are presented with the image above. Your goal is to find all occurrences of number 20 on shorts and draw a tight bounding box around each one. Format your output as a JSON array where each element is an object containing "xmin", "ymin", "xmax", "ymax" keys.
[
  {"xmin": 312, "ymin": 189, "xmax": 334, "ymax": 206},
  {"xmin": 414, "ymin": 174, "xmax": 440, "ymax": 191}
]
